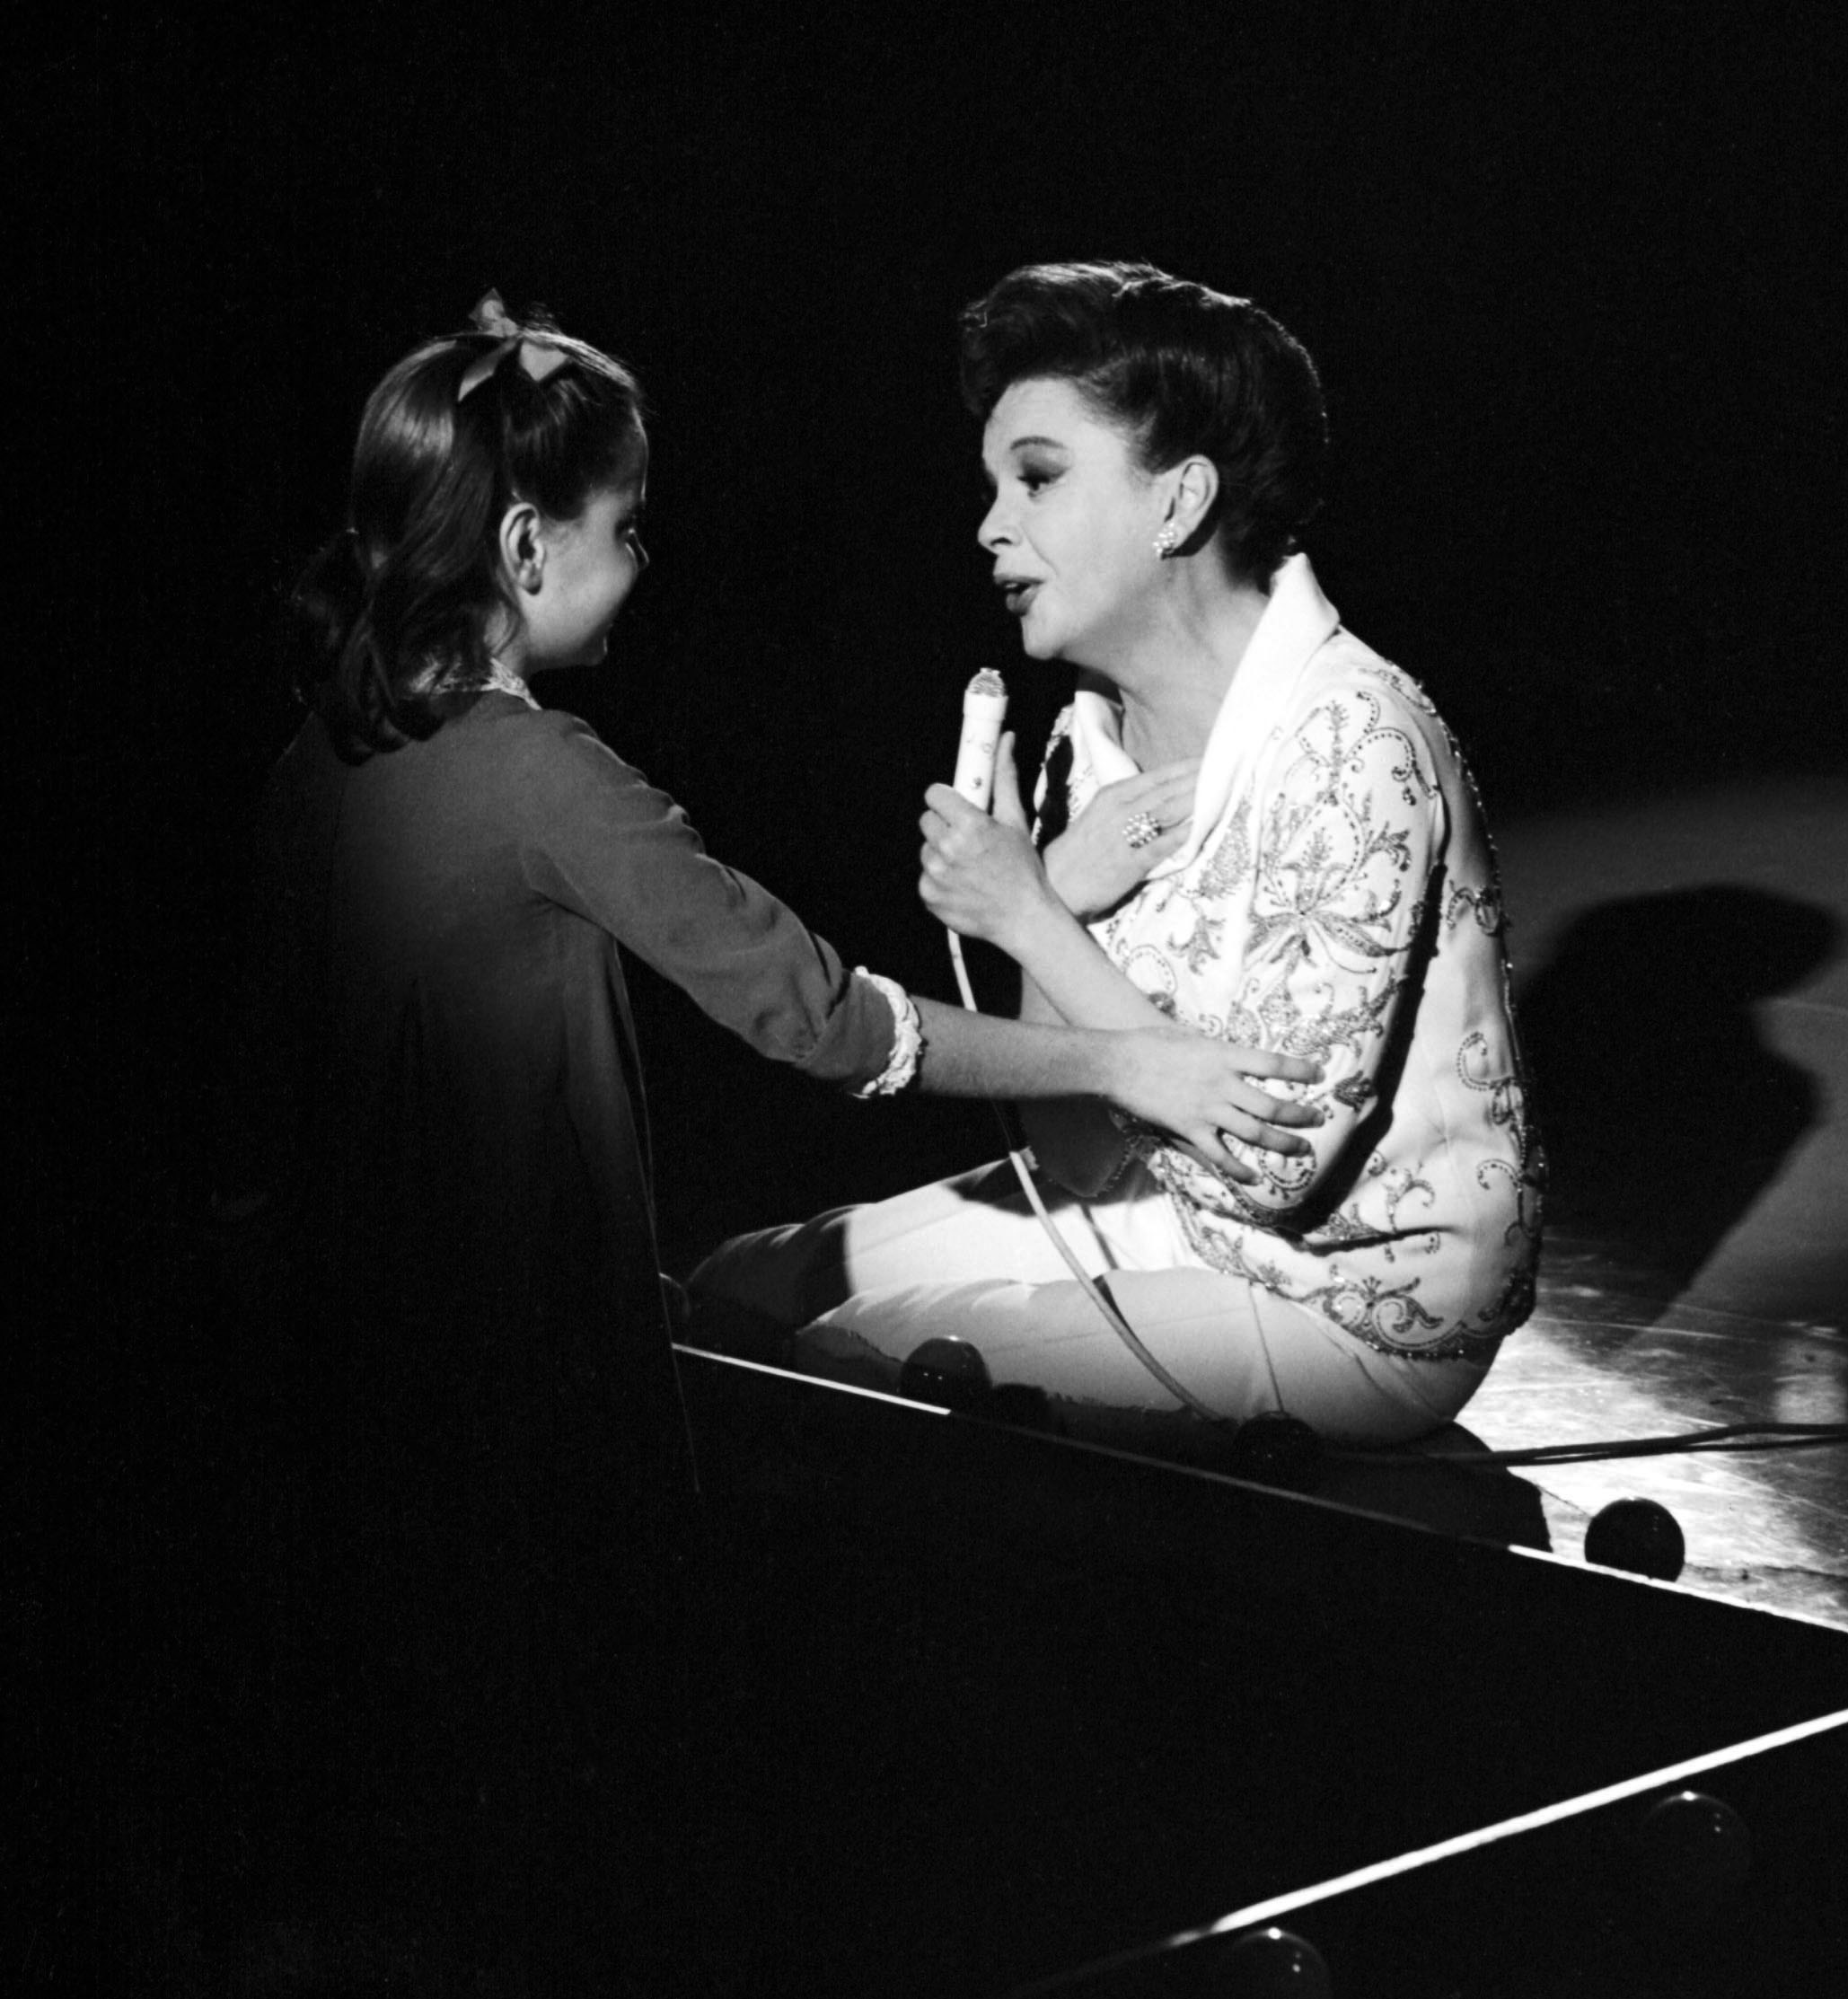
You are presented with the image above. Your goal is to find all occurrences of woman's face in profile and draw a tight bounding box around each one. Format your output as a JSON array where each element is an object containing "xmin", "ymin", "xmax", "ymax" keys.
[{"xmin": 977, "ymin": 375, "xmax": 1164, "ymax": 671}]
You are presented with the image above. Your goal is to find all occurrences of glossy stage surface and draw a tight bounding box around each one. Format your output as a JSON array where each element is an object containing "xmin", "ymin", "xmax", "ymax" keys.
[
  {"xmin": 1467, "ymin": 776, "xmax": 1848, "ymax": 1625},
  {"xmin": 672, "ymin": 1347, "xmax": 1848, "ymax": 1995}
]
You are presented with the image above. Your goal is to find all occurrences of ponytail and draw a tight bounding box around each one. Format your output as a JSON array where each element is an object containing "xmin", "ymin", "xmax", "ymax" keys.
[{"xmin": 284, "ymin": 529, "xmax": 432, "ymax": 761}]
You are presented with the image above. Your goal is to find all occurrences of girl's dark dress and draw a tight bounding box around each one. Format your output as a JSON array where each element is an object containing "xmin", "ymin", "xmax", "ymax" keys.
[{"xmin": 238, "ymin": 688, "xmax": 893, "ymax": 1909}]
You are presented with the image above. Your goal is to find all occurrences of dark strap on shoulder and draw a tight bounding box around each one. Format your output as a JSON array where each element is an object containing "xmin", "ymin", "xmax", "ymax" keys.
[{"xmin": 1034, "ymin": 733, "xmax": 1074, "ymax": 851}]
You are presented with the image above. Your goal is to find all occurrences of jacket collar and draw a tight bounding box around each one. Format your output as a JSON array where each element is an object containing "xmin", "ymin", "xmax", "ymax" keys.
[{"xmin": 1068, "ymin": 554, "xmax": 1342, "ymax": 877}]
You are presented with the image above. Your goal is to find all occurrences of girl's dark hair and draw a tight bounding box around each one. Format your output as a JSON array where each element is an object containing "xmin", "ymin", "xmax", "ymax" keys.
[
  {"xmin": 288, "ymin": 314, "xmax": 646, "ymax": 760},
  {"xmin": 958, "ymin": 261, "xmax": 1326, "ymax": 586}
]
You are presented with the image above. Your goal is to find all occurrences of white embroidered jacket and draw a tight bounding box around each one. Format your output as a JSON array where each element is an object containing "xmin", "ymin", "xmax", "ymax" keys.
[{"xmin": 1034, "ymin": 556, "xmax": 1543, "ymax": 1360}]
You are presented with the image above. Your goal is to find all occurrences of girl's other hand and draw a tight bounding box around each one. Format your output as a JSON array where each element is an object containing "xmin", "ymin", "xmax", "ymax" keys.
[{"xmin": 1043, "ymin": 759, "xmax": 1200, "ymax": 921}]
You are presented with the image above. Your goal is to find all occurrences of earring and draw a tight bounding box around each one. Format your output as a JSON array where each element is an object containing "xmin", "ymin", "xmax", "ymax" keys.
[{"xmin": 1153, "ymin": 524, "xmax": 1180, "ymax": 559}]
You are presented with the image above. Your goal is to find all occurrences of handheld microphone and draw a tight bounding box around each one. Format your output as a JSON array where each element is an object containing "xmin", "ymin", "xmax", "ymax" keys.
[
  {"xmin": 952, "ymin": 669, "xmax": 1008, "ymax": 807},
  {"xmin": 946, "ymin": 671, "xmax": 1006, "ymax": 1011}
]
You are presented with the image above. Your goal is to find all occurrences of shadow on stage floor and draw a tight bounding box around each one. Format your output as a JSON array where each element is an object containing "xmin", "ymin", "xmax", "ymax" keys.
[{"xmin": 1474, "ymin": 775, "xmax": 1848, "ymax": 1626}]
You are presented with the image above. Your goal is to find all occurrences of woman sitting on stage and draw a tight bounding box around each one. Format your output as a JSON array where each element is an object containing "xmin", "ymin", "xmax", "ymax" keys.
[{"xmin": 691, "ymin": 261, "xmax": 1544, "ymax": 1455}]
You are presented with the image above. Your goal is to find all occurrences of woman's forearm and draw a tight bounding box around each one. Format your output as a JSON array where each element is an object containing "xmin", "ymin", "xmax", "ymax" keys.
[
  {"xmin": 1017, "ymin": 972, "xmax": 1062, "ymax": 1026},
  {"xmin": 1004, "ymin": 898, "xmax": 1175, "ymax": 1034}
]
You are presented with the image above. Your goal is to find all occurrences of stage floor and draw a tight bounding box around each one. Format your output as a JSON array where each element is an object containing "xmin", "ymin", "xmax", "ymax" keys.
[{"xmin": 1473, "ymin": 774, "xmax": 1848, "ymax": 1625}]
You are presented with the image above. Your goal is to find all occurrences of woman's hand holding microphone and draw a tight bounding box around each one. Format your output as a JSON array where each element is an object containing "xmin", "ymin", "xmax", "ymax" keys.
[
  {"xmin": 920, "ymin": 732, "xmax": 1322, "ymax": 1181},
  {"xmin": 920, "ymin": 732, "xmax": 1060, "ymax": 954}
]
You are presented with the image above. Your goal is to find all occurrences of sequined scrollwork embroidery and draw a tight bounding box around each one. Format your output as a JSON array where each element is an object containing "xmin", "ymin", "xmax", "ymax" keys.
[
  {"xmin": 1177, "ymin": 1203, "xmax": 1484, "ymax": 1359},
  {"xmin": 1456, "ymin": 1026, "xmax": 1544, "ymax": 1315},
  {"xmin": 1445, "ymin": 882, "xmax": 1506, "ymax": 937}
]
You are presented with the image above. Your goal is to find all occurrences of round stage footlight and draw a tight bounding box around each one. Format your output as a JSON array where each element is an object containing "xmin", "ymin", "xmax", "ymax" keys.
[
  {"xmin": 1223, "ymin": 1412, "xmax": 1324, "ymax": 1491},
  {"xmin": 1635, "ymin": 1789, "xmax": 1753, "ymax": 1908},
  {"xmin": 899, "ymin": 1336, "xmax": 992, "ymax": 1413},
  {"xmin": 1584, "ymin": 1497, "xmax": 1685, "ymax": 1581},
  {"xmin": 1220, "ymin": 1924, "xmax": 1333, "ymax": 1995}
]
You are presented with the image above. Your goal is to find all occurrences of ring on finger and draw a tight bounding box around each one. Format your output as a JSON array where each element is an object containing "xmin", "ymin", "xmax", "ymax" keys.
[{"xmin": 1122, "ymin": 809, "xmax": 1162, "ymax": 850}]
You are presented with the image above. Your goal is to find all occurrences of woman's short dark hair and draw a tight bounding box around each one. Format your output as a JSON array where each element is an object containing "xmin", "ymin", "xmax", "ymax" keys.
[
  {"xmin": 958, "ymin": 261, "xmax": 1326, "ymax": 585},
  {"xmin": 288, "ymin": 316, "xmax": 646, "ymax": 760}
]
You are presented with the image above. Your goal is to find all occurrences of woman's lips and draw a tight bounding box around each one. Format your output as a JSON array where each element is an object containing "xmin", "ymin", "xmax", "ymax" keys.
[{"xmin": 998, "ymin": 579, "xmax": 1041, "ymax": 616}]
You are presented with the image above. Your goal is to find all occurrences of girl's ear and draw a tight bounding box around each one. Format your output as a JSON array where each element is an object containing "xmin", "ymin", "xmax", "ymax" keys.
[{"xmin": 498, "ymin": 501, "xmax": 546, "ymax": 594}]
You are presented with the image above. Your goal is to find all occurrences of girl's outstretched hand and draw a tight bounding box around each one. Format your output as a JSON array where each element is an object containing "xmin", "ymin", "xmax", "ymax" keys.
[
  {"xmin": 1043, "ymin": 757, "xmax": 1200, "ymax": 921},
  {"xmin": 1108, "ymin": 1027, "xmax": 1324, "ymax": 1184}
]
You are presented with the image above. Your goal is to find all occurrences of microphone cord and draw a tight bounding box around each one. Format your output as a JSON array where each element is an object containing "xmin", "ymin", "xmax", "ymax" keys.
[{"xmin": 947, "ymin": 930, "xmax": 1228, "ymax": 1423}]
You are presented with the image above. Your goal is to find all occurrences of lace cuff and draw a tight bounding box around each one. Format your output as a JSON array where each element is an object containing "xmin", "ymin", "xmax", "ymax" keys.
[{"xmin": 849, "ymin": 969, "xmax": 924, "ymax": 1097}]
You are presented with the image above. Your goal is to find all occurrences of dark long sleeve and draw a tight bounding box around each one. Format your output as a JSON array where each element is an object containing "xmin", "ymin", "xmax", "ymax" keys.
[{"xmin": 499, "ymin": 710, "xmax": 894, "ymax": 1086}]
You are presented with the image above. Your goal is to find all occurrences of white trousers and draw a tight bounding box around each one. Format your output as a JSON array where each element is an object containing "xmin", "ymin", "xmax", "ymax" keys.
[{"xmin": 688, "ymin": 1159, "xmax": 1491, "ymax": 1452}]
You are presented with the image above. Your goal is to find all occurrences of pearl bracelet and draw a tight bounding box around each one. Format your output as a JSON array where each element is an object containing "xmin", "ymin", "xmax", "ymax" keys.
[{"xmin": 850, "ymin": 969, "xmax": 924, "ymax": 1097}]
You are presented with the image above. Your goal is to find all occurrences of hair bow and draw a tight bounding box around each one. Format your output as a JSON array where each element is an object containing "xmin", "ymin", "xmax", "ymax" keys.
[{"xmin": 456, "ymin": 290, "xmax": 568, "ymax": 401}]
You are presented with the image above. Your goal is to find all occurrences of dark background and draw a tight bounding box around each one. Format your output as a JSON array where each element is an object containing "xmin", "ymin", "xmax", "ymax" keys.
[
  {"xmin": 32, "ymin": 2, "xmax": 1845, "ymax": 1274},
  {"xmin": 18, "ymin": 4, "xmax": 1848, "ymax": 1977}
]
